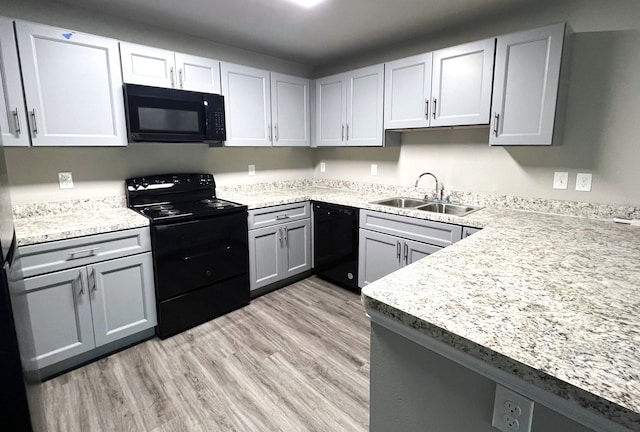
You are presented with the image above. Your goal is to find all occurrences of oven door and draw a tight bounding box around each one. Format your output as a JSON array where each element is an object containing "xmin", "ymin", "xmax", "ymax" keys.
[
  {"xmin": 124, "ymin": 83, "xmax": 211, "ymax": 142},
  {"xmin": 152, "ymin": 212, "xmax": 249, "ymax": 301}
]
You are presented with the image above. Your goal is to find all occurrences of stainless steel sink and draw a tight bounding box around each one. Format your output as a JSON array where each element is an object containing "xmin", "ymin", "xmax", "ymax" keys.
[
  {"xmin": 416, "ymin": 203, "xmax": 483, "ymax": 217},
  {"xmin": 371, "ymin": 197, "xmax": 429, "ymax": 208},
  {"xmin": 370, "ymin": 196, "xmax": 483, "ymax": 217}
]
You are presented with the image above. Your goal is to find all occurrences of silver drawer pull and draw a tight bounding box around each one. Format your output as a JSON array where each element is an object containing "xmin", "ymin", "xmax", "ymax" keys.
[
  {"xmin": 276, "ymin": 214, "xmax": 290, "ymax": 220},
  {"xmin": 68, "ymin": 247, "xmax": 99, "ymax": 259}
]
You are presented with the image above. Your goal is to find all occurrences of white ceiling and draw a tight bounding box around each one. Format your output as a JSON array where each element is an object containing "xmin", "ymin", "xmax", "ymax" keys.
[{"xmin": 54, "ymin": 0, "xmax": 543, "ymax": 66}]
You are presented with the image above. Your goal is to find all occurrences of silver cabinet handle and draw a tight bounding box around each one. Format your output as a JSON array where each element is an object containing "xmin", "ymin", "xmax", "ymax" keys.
[
  {"xmin": 30, "ymin": 109, "xmax": 38, "ymax": 134},
  {"xmin": 90, "ymin": 268, "xmax": 97, "ymax": 292},
  {"xmin": 170, "ymin": 66, "xmax": 175, "ymax": 87},
  {"xmin": 178, "ymin": 68, "xmax": 184, "ymax": 88},
  {"xmin": 278, "ymin": 227, "xmax": 283, "ymax": 246},
  {"xmin": 77, "ymin": 271, "xmax": 85, "ymax": 296},
  {"xmin": 12, "ymin": 108, "xmax": 21, "ymax": 134},
  {"xmin": 284, "ymin": 227, "xmax": 288, "ymax": 246},
  {"xmin": 276, "ymin": 214, "xmax": 289, "ymax": 220},
  {"xmin": 432, "ymin": 98, "xmax": 437, "ymax": 119},
  {"xmin": 404, "ymin": 242, "xmax": 409, "ymax": 264},
  {"xmin": 274, "ymin": 124, "xmax": 278, "ymax": 141},
  {"xmin": 493, "ymin": 113, "xmax": 500, "ymax": 137},
  {"xmin": 346, "ymin": 124, "xmax": 349, "ymax": 141},
  {"xmin": 68, "ymin": 247, "xmax": 99, "ymax": 259},
  {"xmin": 425, "ymin": 98, "xmax": 429, "ymax": 119},
  {"xmin": 396, "ymin": 241, "xmax": 401, "ymax": 262},
  {"xmin": 341, "ymin": 124, "xmax": 345, "ymax": 141},
  {"xmin": 268, "ymin": 124, "xmax": 272, "ymax": 141}
]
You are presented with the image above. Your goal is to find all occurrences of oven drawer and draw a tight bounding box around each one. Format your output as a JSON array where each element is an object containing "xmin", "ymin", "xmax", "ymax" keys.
[
  {"xmin": 20, "ymin": 228, "xmax": 152, "ymax": 278},
  {"xmin": 247, "ymin": 202, "xmax": 310, "ymax": 230}
]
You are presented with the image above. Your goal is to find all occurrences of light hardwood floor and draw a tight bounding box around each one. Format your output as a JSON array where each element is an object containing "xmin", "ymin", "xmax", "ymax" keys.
[{"xmin": 41, "ymin": 276, "xmax": 370, "ymax": 431}]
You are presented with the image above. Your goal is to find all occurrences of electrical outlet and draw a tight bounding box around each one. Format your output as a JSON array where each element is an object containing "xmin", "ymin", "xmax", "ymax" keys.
[
  {"xmin": 576, "ymin": 173, "xmax": 592, "ymax": 191},
  {"xmin": 552, "ymin": 172, "xmax": 568, "ymax": 190},
  {"xmin": 248, "ymin": 164, "xmax": 255, "ymax": 176},
  {"xmin": 492, "ymin": 385, "xmax": 534, "ymax": 432},
  {"xmin": 320, "ymin": 161, "xmax": 326, "ymax": 173},
  {"xmin": 58, "ymin": 172, "xmax": 74, "ymax": 189},
  {"xmin": 370, "ymin": 164, "xmax": 378, "ymax": 176}
]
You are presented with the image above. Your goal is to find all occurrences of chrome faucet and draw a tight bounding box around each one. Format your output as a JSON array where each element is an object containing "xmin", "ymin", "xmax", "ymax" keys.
[{"xmin": 415, "ymin": 172, "xmax": 444, "ymax": 202}]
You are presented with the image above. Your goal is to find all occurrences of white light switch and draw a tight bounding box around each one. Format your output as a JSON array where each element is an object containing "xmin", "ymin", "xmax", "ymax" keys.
[
  {"xmin": 320, "ymin": 161, "xmax": 326, "ymax": 173},
  {"xmin": 248, "ymin": 164, "xmax": 255, "ymax": 176},
  {"xmin": 58, "ymin": 172, "xmax": 74, "ymax": 189},
  {"xmin": 370, "ymin": 164, "xmax": 378, "ymax": 176}
]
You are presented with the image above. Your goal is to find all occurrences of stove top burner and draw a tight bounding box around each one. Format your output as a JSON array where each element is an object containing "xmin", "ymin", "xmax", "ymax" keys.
[
  {"xmin": 146, "ymin": 204, "xmax": 175, "ymax": 211},
  {"xmin": 158, "ymin": 209, "xmax": 181, "ymax": 216}
]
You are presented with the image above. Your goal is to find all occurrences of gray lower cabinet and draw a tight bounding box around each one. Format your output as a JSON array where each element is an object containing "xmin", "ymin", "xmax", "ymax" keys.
[
  {"xmin": 359, "ymin": 210, "xmax": 461, "ymax": 287},
  {"xmin": 248, "ymin": 203, "xmax": 311, "ymax": 292},
  {"xmin": 19, "ymin": 228, "xmax": 156, "ymax": 372}
]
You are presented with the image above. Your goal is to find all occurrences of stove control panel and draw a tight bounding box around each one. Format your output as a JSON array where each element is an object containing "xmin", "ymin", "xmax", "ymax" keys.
[{"xmin": 126, "ymin": 173, "xmax": 216, "ymax": 195}]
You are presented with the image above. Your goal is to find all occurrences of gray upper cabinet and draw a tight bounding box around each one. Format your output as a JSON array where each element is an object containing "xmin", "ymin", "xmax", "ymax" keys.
[
  {"xmin": 384, "ymin": 38, "xmax": 495, "ymax": 130},
  {"xmin": 384, "ymin": 53, "xmax": 433, "ymax": 130},
  {"xmin": 271, "ymin": 72, "xmax": 311, "ymax": 147},
  {"xmin": 490, "ymin": 23, "xmax": 565, "ymax": 146},
  {"xmin": 15, "ymin": 20, "xmax": 127, "ymax": 146},
  {"xmin": 316, "ymin": 64, "xmax": 384, "ymax": 147},
  {"xmin": 221, "ymin": 62, "xmax": 272, "ymax": 147},
  {"xmin": 430, "ymin": 39, "xmax": 495, "ymax": 127},
  {"xmin": 0, "ymin": 17, "xmax": 29, "ymax": 147},
  {"xmin": 120, "ymin": 42, "xmax": 221, "ymax": 93}
]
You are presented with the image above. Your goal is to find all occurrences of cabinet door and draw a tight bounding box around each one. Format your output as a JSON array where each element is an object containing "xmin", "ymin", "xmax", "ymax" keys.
[
  {"xmin": 220, "ymin": 62, "xmax": 272, "ymax": 147},
  {"xmin": 0, "ymin": 18, "xmax": 29, "ymax": 147},
  {"xmin": 384, "ymin": 53, "xmax": 432, "ymax": 129},
  {"xmin": 358, "ymin": 229, "xmax": 402, "ymax": 287},
  {"xmin": 431, "ymin": 39, "xmax": 495, "ymax": 127},
  {"xmin": 490, "ymin": 23, "xmax": 565, "ymax": 146},
  {"xmin": 119, "ymin": 42, "xmax": 176, "ymax": 88},
  {"xmin": 282, "ymin": 219, "xmax": 311, "ymax": 278},
  {"xmin": 271, "ymin": 73, "xmax": 310, "ymax": 147},
  {"xmin": 346, "ymin": 64, "xmax": 384, "ymax": 146},
  {"xmin": 403, "ymin": 239, "xmax": 441, "ymax": 266},
  {"xmin": 24, "ymin": 268, "xmax": 95, "ymax": 369},
  {"xmin": 315, "ymin": 73, "xmax": 346, "ymax": 147},
  {"xmin": 89, "ymin": 253, "xmax": 157, "ymax": 347},
  {"xmin": 248, "ymin": 225, "xmax": 282, "ymax": 291},
  {"xmin": 175, "ymin": 52, "xmax": 221, "ymax": 93},
  {"xmin": 16, "ymin": 21, "xmax": 127, "ymax": 146}
]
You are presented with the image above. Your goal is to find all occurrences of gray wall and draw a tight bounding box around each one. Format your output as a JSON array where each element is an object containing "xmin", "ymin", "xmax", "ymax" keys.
[
  {"xmin": 314, "ymin": 0, "xmax": 640, "ymax": 206},
  {"xmin": 3, "ymin": 0, "xmax": 640, "ymax": 206},
  {"xmin": 370, "ymin": 323, "xmax": 596, "ymax": 432},
  {"xmin": 0, "ymin": 0, "xmax": 315, "ymax": 205}
]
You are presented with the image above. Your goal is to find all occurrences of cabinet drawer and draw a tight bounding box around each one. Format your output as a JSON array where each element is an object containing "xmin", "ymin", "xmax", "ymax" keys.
[
  {"xmin": 247, "ymin": 202, "xmax": 310, "ymax": 230},
  {"xmin": 20, "ymin": 228, "xmax": 151, "ymax": 278},
  {"xmin": 360, "ymin": 210, "xmax": 462, "ymax": 248}
]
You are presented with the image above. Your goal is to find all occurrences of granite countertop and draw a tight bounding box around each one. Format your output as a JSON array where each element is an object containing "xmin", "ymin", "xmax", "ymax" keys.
[
  {"xmin": 361, "ymin": 211, "xmax": 640, "ymax": 431},
  {"xmin": 13, "ymin": 183, "xmax": 640, "ymax": 430},
  {"xmin": 14, "ymin": 207, "xmax": 149, "ymax": 246}
]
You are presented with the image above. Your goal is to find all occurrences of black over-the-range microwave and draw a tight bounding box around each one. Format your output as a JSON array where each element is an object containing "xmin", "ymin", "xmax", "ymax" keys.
[{"xmin": 123, "ymin": 83, "xmax": 226, "ymax": 144}]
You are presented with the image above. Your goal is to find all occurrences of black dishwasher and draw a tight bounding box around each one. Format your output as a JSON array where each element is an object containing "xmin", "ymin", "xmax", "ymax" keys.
[{"xmin": 313, "ymin": 202, "xmax": 359, "ymax": 292}]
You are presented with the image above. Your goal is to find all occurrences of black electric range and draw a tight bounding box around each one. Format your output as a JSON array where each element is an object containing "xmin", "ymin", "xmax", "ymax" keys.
[{"xmin": 126, "ymin": 173, "xmax": 250, "ymax": 339}]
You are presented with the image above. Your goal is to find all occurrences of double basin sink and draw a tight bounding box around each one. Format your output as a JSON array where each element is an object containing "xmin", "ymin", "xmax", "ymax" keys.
[{"xmin": 371, "ymin": 197, "xmax": 483, "ymax": 217}]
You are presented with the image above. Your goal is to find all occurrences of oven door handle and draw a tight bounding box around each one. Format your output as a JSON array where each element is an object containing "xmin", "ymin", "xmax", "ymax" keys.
[{"xmin": 183, "ymin": 249, "xmax": 225, "ymax": 261}]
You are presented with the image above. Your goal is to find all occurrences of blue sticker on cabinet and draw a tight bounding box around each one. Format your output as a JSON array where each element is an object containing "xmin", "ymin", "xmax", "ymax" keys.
[{"xmin": 62, "ymin": 32, "xmax": 73, "ymax": 39}]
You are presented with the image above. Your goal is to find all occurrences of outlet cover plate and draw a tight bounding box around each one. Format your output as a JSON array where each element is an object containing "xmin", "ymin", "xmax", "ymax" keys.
[
  {"xmin": 320, "ymin": 161, "xmax": 326, "ymax": 173},
  {"xmin": 370, "ymin": 164, "xmax": 378, "ymax": 176},
  {"xmin": 58, "ymin": 172, "xmax": 74, "ymax": 189},
  {"xmin": 576, "ymin": 173, "xmax": 592, "ymax": 191},
  {"xmin": 553, "ymin": 172, "xmax": 568, "ymax": 190},
  {"xmin": 492, "ymin": 384, "xmax": 534, "ymax": 432},
  {"xmin": 248, "ymin": 164, "xmax": 256, "ymax": 176}
]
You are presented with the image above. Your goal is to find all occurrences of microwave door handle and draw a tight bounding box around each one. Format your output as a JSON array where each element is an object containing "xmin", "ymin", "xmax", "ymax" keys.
[{"xmin": 203, "ymin": 100, "xmax": 210, "ymax": 139}]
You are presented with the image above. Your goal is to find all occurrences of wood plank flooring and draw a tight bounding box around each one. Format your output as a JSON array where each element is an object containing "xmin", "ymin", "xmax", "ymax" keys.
[{"xmin": 40, "ymin": 277, "xmax": 370, "ymax": 431}]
